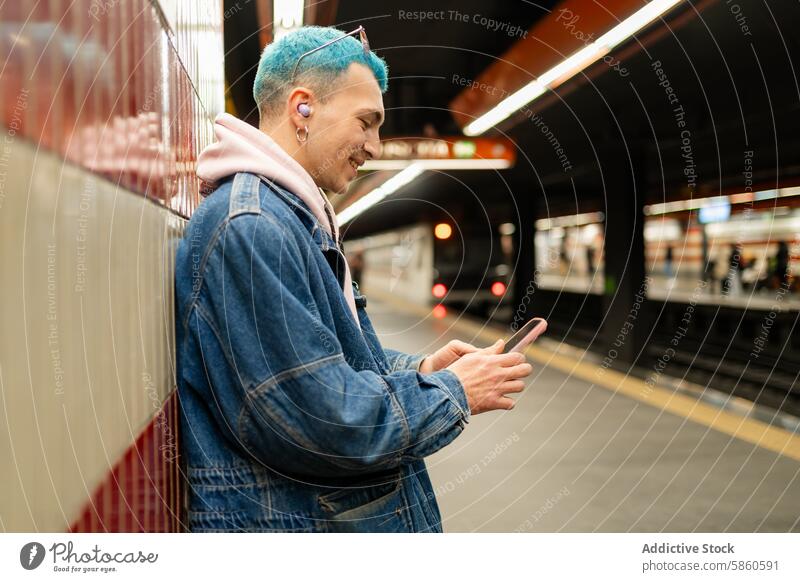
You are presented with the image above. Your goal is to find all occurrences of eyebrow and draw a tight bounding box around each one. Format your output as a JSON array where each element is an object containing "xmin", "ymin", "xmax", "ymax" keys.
[{"xmin": 355, "ymin": 108, "xmax": 384, "ymax": 127}]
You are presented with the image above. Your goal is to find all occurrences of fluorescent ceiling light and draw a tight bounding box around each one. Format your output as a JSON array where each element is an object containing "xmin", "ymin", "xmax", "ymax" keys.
[
  {"xmin": 536, "ymin": 44, "xmax": 603, "ymax": 87},
  {"xmin": 464, "ymin": 82, "xmax": 547, "ymax": 137},
  {"xmin": 536, "ymin": 211, "xmax": 605, "ymax": 230},
  {"xmin": 339, "ymin": 164, "xmax": 425, "ymax": 225},
  {"xmin": 342, "ymin": 158, "xmax": 512, "ymax": 224},
  {"xmin": 596, "ymin": 0, "xmax": 681, "ymax": 49},
  {"xmin": 273, "ymin": 0, "xmax": 304, "ymax": 40},
  {"xmin": 464, "ymin": 0, "xmax": 684, "ymax": 136},
  {"xmin": 643, "ymin": 186, "xmax": 800, "ymax": 216},
  {"xmin": 361, "ymin": 158, "xmax": 512, "ymax": 171}
]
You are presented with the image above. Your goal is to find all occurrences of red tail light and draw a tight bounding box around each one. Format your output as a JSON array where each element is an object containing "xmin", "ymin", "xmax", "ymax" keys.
[
  {"xmin": 432, "ymin": 283, "xmax": 447, "ymax": 298},
  {"xmin": 491, "ymin": 281, "xmax": 506, "ymax": 296},
  {"xmin": 432, "ymin": 304, "xmax": 447, "ymax": 318}
]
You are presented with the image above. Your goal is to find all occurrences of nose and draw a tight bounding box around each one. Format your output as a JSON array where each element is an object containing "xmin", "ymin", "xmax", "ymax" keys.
[{"xmin": 363, "ymin": 130, "xmax": 381, "ymax": 160}]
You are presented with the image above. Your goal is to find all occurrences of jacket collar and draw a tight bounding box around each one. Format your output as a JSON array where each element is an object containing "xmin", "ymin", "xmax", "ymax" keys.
[{"xmin": 260, "ymin": 177, "xmax": 339, "ymax": 253}]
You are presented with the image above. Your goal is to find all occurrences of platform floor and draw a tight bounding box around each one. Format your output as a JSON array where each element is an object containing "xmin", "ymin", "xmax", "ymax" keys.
[{"xmin": 366, "ymin": 294, "xmax": 800, "ymax": 532}]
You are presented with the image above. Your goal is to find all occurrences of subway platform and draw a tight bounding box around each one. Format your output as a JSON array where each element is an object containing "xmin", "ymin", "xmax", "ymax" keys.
[{"xmin": 366, "ymin": 291, "xmax": 800, "ymax": 533}]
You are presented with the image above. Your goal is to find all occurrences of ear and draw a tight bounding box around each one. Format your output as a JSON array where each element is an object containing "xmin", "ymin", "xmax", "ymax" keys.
[{"xmin": 287, "ymin": 87, "xmax": 315, "ymax": 127}]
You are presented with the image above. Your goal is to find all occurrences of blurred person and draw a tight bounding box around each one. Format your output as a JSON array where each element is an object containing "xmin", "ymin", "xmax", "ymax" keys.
[
  {"xmin": 585, "ymin": 243, "xmax": 595, "ymax": 275},
  {"xmin": 771, "ymin": 241, "xmax": 790, "ymax": 290},
  {"xmin": 722, "ymin": 243, "xmax": 744, "ymax": 295},
  {"xmin": 741, "ymin": 251, "xmax": 758, "ymax": 291},
  {"xmin": 664, "ymin": 245, "xmax": 674, "ymax": 278},
  {"xmin": 559, "ymin": 234, "xmax": 569, "ymax": 275},
  {"xmin": 174, "ymin": 26, "xmax": 532, "ymax": 533},
  {"xmin": 703, "ymin": 249, "xmax": 717, "ymax": 288}
]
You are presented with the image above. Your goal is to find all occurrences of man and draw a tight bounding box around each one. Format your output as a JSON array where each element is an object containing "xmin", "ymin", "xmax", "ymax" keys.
[{"xmin": 175, "ymin": 26, "xmax": 532, "ymax": 532}]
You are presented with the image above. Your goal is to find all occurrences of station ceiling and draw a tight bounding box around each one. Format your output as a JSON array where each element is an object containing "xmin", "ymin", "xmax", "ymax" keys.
[{"xmin": 223, "ymin": 1, "xmax": 800, "ymax": 239}]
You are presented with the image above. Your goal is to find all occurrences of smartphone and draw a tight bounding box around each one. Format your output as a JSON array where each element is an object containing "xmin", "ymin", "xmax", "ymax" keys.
[{"xmin": 503, "ymin": 318, "xmax": 547, "ymax": 353}]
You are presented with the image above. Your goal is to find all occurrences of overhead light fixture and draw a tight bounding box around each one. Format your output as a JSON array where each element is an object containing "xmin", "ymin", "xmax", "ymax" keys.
[
  {"xmin": 273, "ymin": 0, "xmax": 304, "ymax": 40},
  {"xmin": 464, "ymin": 0, "xmax": 684, "ymax": 136},
  {"xmin": 341, "ymin": 157, "xmax": 513, "ymax": 224},
  {"xmin": 361, "ymin": 158, "xmax": 512, "ymax": 171},
  {"xmin": 339, "ymin": 164, "xmax": 425, "ymax": 225},
  {"xmin": 643, "ymin": 186, "xmax": 800, "ymax": 216},
  {"xmin": 535, "ymin": 211, "xmax": 605, "ymax": 230},
  {"xmin": 434, "ymin": 223, "xmax": 453, "ymax": 240}
]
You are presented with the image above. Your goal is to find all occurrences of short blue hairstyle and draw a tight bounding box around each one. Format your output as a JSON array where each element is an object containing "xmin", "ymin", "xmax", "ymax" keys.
[{"xmin": 253, "ymin": 26, "xmax": 389, "ymax": 119}]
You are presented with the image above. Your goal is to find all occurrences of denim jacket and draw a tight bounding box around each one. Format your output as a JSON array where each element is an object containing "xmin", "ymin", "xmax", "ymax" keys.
[{"xmin": 175, "ymin": 172, "xmax": 471, "ymax": 532}]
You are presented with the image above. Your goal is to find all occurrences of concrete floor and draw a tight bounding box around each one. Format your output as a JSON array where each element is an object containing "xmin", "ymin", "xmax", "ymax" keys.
[{"xmin": 367, "ymin": 297, "xmax": 800, "ymax": 532}]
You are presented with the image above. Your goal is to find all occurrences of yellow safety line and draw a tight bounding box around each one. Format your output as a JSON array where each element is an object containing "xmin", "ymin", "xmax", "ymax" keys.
[{"xmin": 367, "ymin": 288, "xmax": 800, "ymax": 462}]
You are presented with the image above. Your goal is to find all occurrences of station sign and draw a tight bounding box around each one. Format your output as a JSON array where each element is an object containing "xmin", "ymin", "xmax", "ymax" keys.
[{"xmin": 369, "ymin": 137, "xmax": 516, "ymax": 168}]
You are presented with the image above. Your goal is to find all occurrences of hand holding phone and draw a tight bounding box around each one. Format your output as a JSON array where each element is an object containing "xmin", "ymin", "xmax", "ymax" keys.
[
  {"xmin": 503, "ymin": 318, "xmax": 547, "ymax": 353},
  {"xmin": 446, "ymin": 332, "xmax": 535, "ymax": 415}
]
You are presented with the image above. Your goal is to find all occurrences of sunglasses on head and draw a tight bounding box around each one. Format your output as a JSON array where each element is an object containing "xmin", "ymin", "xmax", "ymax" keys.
[{"xmin": 291, "ymin": 26, "xmax": 370, "ymax": 83}]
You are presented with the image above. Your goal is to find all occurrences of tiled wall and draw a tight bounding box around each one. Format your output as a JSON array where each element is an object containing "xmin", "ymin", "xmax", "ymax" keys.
[
  {"xmin": 0, "ymin": 1, "xmax": 224, "ymax": 532},
  {"xmin": 0, "ymin": 0, "xmax": 223, "ymax": 217}
]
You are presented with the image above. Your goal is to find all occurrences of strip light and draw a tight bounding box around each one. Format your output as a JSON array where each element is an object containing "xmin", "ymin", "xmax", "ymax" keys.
[
  {"xmin": 536, "ymin": 211, "xmax": 605, "ymax": 230},
  {"xmin": 361, "ymin": 158, "xmax": 512, "ymax": 171},
  {"xmin": 644, "ymin": 186, "xmax": 800, "ymax": 216},
  {"xmin": 463, "ymin": 0, "xmax": 684, "ymax": 136},
  {"xmin": 339, "ymin": 164, "xmax": 425, "ymax": 225},
  {"xmin": 341, "ymin": 158, "xmax": 513, "ymax": 223}
]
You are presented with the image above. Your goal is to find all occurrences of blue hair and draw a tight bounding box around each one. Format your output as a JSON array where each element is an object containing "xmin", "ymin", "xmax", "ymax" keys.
[{"xmin": 253, "ymin": 26, "xmax": 388, "ymax": 118}]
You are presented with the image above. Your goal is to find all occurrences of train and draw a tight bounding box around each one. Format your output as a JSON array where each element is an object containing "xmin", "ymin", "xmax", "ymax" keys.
[
  {"xmin": 344, "ymin": 221, "xmax": 515, "ymax": 317},
  {"xmin": 0, "ymin": 0, "xmax": 223, "ymax": 532}
]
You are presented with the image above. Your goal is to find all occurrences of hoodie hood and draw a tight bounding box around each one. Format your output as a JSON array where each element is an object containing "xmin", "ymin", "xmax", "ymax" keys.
[{"xmin": 196, "ymin": 112, "xmax": 359, "ymax": 325}]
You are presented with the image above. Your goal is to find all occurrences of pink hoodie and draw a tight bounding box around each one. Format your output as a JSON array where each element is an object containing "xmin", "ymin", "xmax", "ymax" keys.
[{"xmin": 196, "ymin": 112, "xmax": 360, "ymax": 326}]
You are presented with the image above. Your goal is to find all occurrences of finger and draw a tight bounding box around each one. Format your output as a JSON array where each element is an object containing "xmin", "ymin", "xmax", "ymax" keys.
[
  {"xmin": 495, "ymin": 396, "xmax": 516, "ymax": 410},
  {"xmin": 490, "ymin": 352, "xmax": 528, "ymax": 367},
  {"xmin": 479, "ymin": 338, "xmax": 504, "ymax": 354},
  {"xmin": 448, "ymin": 339, "xmax": 480, "ymax": 355},
  {"xmin": 500, "ymin": 380, "xmax": 526, "ymax": 394},
  {"xmin": 503, "ymin": 362, "xmax": 533, "ymax": 379}
]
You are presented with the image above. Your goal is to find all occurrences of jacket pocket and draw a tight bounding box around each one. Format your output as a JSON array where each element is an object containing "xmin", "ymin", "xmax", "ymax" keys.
[{"xmin": 318, "ymin": 472, "xmax": 412, "ymax": 533}]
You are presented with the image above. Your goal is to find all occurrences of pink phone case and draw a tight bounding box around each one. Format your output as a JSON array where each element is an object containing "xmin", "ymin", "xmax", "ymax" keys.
[{"xmin": 505, "ymin": 318, "xmax": 548, "ymax": 353}]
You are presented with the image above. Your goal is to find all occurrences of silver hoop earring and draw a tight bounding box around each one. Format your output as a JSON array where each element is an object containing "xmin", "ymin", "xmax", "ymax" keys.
[{"xmin": 296, "ymin": 126, "xmax": 309, "ymax": 143}]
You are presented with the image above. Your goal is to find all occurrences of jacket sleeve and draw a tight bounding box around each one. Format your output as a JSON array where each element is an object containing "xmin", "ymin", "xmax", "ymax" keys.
[
  {"xmin": 198, "ymin": 213, "xmax": 470, "ymax": 478},
  {"xmin": 382, "ymin": 348, "xmax": 428, "ymax": 372}
]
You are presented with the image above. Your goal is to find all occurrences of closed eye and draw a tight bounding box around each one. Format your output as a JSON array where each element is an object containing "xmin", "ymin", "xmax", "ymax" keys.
[{"xmin": 354, "ymin": 108, "xmax": 383, "ymax": 128}]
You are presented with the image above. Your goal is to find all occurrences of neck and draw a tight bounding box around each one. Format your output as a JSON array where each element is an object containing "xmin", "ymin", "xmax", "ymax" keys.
[
  {"xmin": 258, "ymin": 119, "xmax": 334, "ymax": 220},
  {"xmin": 260, "ymin": 120, "xmax": 316, "ymax": 183}
]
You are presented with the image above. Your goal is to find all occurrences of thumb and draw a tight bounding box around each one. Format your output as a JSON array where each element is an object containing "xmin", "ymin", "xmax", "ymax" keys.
[
  {"xmin": 449, "ymin": 339, "xmax": 480, "ymax": 355},
  {"xmin": 483, "ymin": 338, "xmax": 504, "ymax": 353}
]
